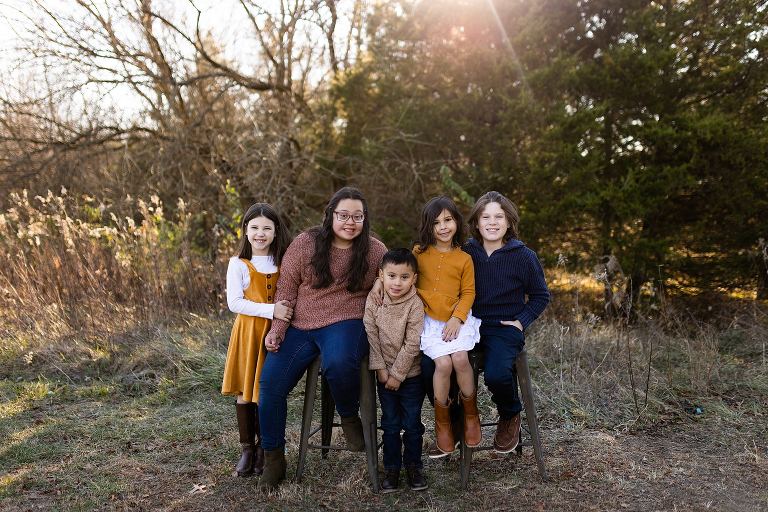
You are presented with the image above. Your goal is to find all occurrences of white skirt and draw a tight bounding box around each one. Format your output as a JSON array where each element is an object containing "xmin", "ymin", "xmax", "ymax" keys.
[{"xmin": 420, "ymin": 312, "xmax": 481, "ymax": 360}]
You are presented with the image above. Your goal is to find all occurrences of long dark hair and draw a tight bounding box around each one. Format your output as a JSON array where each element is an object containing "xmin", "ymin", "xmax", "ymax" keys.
[
  {"xmin": 467, "ymin": 191, "xmax": 520, "ymax": 242},
  {"xmin": 309, "ymin": 187, "xmax": 371, "ymax": 292},
  {"xmin": 415, "ymin": 196, "xmax": 466, "ymax": 252},
  {"xmin": 236, "ymin": 203, "xmax": 291, "ymax": 267}
]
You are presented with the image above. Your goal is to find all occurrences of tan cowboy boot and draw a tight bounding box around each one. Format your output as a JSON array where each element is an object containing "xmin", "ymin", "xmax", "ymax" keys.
[
  {"xmin": 434, "ymin": 399, "xmax": 456, "ymax": 454},
  {"xmin": 459, "ymin": 390, "xmax": 482, "ymax": 448}
]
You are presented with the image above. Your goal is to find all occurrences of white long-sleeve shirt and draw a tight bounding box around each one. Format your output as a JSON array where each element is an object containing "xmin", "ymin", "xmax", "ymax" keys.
[{"xmin": 226, "ymin": 255, "xmax": 278, "ymax": 319}]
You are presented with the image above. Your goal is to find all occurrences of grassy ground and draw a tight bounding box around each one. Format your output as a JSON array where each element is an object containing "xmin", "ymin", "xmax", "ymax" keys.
[{"xmin": 1, "ymin": 312, "xmax": 767, "ymax": 511}]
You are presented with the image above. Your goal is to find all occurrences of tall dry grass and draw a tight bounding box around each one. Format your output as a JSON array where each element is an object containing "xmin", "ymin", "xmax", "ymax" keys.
[
  {"xmin": 0, "ymin": 189, "xmax": 233, "ymax": 381},
  {"xmin": 0, "ymin": 188, "xmax": 225, "ymax": 328},
  {"xmin": 1, "ymin": 189, "xmax": 766, "ymax": 429},
  {"xmin": 531, "ymin": 266, "xmax": 768, "ymax": 428}
]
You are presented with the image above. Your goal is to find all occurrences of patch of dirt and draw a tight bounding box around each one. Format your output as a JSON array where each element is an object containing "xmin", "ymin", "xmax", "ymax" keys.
[{"xmin": 150, "ymin": 424, "xmax": 767, "ymax": 511}]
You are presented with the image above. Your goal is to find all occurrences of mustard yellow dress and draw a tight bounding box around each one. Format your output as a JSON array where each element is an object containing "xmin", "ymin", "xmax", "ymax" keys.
[{"xmin": 221, "ymin": 259, "xmax": 278, "ymax": 403}]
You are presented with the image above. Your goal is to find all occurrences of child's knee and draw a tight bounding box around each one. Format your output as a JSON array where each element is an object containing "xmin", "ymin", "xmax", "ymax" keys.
[
  {"xmin": 451, "ymin": 352, "xmax": 471, "ymax": 371},
  {"xmin": 433, "ymin": 356, "xmax": 452, "ymax": 374}
]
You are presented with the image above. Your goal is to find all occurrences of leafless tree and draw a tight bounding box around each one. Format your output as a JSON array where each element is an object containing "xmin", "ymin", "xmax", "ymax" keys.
[{"xmin": 1, "ymin": 0, "xmax": 369, "ymax": 226}]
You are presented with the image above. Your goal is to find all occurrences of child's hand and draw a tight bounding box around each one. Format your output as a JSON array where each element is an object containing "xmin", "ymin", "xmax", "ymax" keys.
[
  {"xmin": 265, "ymin": 332, "xmax": 282, "ymax": 352},
  {"xmin": 442, "ymin": 316, "xmax": 463, "ymax": 341},
  {"xmin": 370, "ymin": 278, "xmax": 385, "ymax": 306},
  {"xmin": 384, "ymin": 376, "xmax": 401, "ymax": 391},
  {"xmin": 273, "ymin": 300, "xmax": 293, "ymax": 322},
  {"xmin": 376, "ymin": 369, "xmax": 390, "ymax": 384},
  {"xmin": 500, "ymin": 320, "xmax": 523, "ymax": 331}
]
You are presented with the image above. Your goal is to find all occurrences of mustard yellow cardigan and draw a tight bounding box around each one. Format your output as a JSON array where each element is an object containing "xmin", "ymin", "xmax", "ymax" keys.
[{"xmin": 413, "ymin": 245, "xmax": 475, "ymax": 322}]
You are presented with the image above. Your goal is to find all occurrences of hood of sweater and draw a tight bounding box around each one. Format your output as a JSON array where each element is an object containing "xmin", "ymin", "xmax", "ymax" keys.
[
  {"xmin": 466, "ymin": 237, "xmax": 526, "ymax": 253},
  {"xmin": 383, "ymin": 284, "xmax": 419, "ymax": 305}
]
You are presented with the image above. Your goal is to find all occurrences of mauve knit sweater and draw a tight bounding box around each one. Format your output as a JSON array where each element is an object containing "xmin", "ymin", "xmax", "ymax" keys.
[{"xmin": 268, "ymin": 231, "xmax": 387, "ymax": 343}]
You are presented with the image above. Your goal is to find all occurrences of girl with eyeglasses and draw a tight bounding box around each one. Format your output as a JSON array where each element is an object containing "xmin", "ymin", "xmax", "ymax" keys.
[{"xmin": 256, "ymin": 187, "xmax": 387, "ymax": 490}]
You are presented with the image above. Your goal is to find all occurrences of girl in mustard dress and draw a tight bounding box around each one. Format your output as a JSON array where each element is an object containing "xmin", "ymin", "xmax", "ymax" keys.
[{"xmin": 222, "ymin": 203, "xmax": 291, "ymax": 477}]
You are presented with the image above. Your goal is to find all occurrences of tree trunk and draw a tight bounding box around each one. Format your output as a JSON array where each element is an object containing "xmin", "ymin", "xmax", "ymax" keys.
[{"xmin": 758, "ymin": 239, "xmax": 768, "ymax": 300}]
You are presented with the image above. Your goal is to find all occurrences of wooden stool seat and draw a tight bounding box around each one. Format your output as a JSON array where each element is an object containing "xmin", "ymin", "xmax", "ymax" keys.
[
  {"xmin": 459, "ymin": 348, "xmax": 547, "ymax": 489},
  {"xmin": 295, "ymin": 354, "xmax": 380, "ymax": 492}
]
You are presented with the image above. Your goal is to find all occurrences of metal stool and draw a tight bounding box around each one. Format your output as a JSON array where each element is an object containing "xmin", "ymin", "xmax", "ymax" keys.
[
  {"xmin": 295, "ymin": 354, "xmax": 380, "ymax": 492},
  {"xmin": 459, "ymin": 348, "xmax": 547, "ymax": 489}
]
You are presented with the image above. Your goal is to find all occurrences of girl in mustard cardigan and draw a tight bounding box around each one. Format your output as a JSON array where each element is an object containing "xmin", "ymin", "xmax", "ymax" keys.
[
  {"xmin": 221, "ymin": 203, "xmax": 292, "ymax": 477},
  {"xmin": 414, "ymin": 196, "xmax": 481, "ymax": 455}
]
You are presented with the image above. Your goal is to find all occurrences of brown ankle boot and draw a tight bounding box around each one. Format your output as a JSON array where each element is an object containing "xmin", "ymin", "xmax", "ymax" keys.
[
  {"xmin": 340, "ymin": 415, "xmax": 365, "ymax": 452},
  {"xmin": 434, "ymin": 399, "xmax": 456, "ymax": 455},
  {"xmin": 258, "ymin": 448, "xmax": 287, "ymax": 491},
  {"xmin": 493, "ymin": 414, "xmax": 521, "ymax": 453},
  {"xmin": 235, "ymin": 402, "xmax": 256, "ymax": 477},
  {"xmin": 459, "ymin": 390, "xmax": 482, "ymax": 448}
]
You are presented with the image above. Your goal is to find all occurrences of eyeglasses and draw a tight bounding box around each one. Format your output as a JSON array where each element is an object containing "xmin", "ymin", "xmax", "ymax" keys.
[{"xmin": 333, "ymin": 210, "xmax": 365, "ymax": 223}]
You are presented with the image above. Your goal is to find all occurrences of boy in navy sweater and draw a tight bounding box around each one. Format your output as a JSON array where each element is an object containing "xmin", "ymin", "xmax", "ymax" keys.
[{"xmin": 462, "ymin": 191, "xmax": 549, "ymax": 451}]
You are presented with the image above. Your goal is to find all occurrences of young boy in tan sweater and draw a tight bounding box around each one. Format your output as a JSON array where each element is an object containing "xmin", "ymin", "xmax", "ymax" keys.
[{"xmin": 364, "ymin": 248, "xmax": 427, "ymax": 493}]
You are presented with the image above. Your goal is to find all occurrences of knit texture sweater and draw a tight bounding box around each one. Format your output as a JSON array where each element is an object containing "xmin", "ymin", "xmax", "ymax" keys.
[
  {"xmin": 414, "ymin": 245, "xmax": 475, "ymax": 322},
  {"xmin": 268, "ymin": 231, "xmax": 387, "ymax": 343},
  {"xmin": 364, "ymin": 286, "xmax": 424, "ymax": 382},
  {"xmin": 462, "ymin": 238, "xmax": 550, "ymax": 330}
]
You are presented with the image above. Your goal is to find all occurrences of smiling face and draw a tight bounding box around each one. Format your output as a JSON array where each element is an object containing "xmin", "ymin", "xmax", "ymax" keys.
[
  {"xmin": 380, "ymin": 262, "xmax": 417, "ymax": 299},
  {"xmin": 331, "ymin": 198, "xmax": 365, "ymax": 247},
  {"xmin": 246, "ymin": 216, "xmax": 275, "ymax": 256},
  {"xmin": 432, "ymin": 209, "xmax": 458, "ymax": 249},
  {"xmin": 476, "ymin": 201, "xmax": 509, "ymax": 244}
]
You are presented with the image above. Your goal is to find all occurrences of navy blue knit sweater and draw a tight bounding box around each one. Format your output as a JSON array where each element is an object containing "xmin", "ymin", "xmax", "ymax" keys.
[{"xmin": 462, "ymin": 238, "xmax": 550, "ymax": 330}]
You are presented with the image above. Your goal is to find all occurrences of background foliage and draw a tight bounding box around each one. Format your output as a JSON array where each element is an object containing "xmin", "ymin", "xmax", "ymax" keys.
[{"xmin": 1, "ymin": 0, "xmax": 767, "ymax": 299}]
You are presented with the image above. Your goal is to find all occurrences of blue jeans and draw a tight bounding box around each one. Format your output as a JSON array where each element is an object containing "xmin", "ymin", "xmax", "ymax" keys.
[
  {"xmin": 378, "ymin": 376, "xmax": 426, "ymax": 470},
  {"xmin": 258, "ymin": 319, "xmax": 369, "ymax": 451},
  {"xmin": 480, "ymin": 324, "xmax": 525, "ymax": 419},
  {"xmin": 421, "ymin": 324, "xmax": 525, "ymax": 420}
]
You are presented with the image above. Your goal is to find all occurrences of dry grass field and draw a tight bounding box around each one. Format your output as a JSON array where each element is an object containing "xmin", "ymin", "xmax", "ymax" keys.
[
  {"xmin": 1, "ymin": 192, "xmax": 766, "ymax": 510},
  {"xmin": 1, "ymin": 309, "xmax": 766, "ymax": 511}
]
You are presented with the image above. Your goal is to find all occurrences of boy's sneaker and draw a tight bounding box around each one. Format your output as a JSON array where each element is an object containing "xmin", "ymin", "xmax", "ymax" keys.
[
  {"xmin": 406, "ymin": 467, "xmax": 428, "ymax": 491},
  {"xmin": 493, "ymin": 414, "xmax": 521, "ymax": 453},
  {"xmin": 381, "ymin": 470, "xmax": 400, "ymax": 493}
]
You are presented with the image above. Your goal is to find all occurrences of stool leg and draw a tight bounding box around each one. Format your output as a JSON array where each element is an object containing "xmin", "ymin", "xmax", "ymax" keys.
[
  {"xmin": 460, "ymin": 353, "xmax": 481, "ymax": 490},
  {"xmin": 321, "ymin": 374, "xmax": 334, "ymax": 459},
  {"xmin": 359, "ymin": 356, "xmax": 379, "ymax": 493},
  {"xmin": 516, "ymin": 351, "xmax": 547, "ymax": 481},
  {"xmin": 296, "ymin": 356, "xmax": 321, "ymax": 482}
]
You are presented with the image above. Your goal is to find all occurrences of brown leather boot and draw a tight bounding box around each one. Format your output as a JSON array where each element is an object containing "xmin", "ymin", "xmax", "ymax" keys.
[
  {"xmin": 406, "ymin": 466, "xmax": 429, "ymax": 491},
  {"xmin": 253, "ymin": 403, "xmax": 264, "ymax": 476},
  {"xmin": 258, "ymin": 448, "xmax": 287, "ymax": 491},
  {"xmin": 340, "ymin": 415, "xmax": 366, "ymax": 452},
  {"xmin": 459, "ymin": 390, "xmax": 482, "ymax": 448},
  {"xmin": 493, "ymin": 414, "xmax": 521, "ymax": 453},
  {"xmin": 434, "ymin": 399, "xmax": 456, "ymax": 455},
  {"xmin": 427, "ymin": 415, "xmax": 461, "ymax": 458},
  {"xmin": 235, "ymin": 402, "xmax": 256, "ymax": 477}
]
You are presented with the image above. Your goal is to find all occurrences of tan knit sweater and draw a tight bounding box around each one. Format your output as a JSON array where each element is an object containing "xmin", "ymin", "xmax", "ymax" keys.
[
  {"xmin": 363, "ymin": 286, "xmax": 424, "ymax": 382},
  {"xmin": 268, "ymin": 231, "xmax": 387, "ymax": 343}
]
